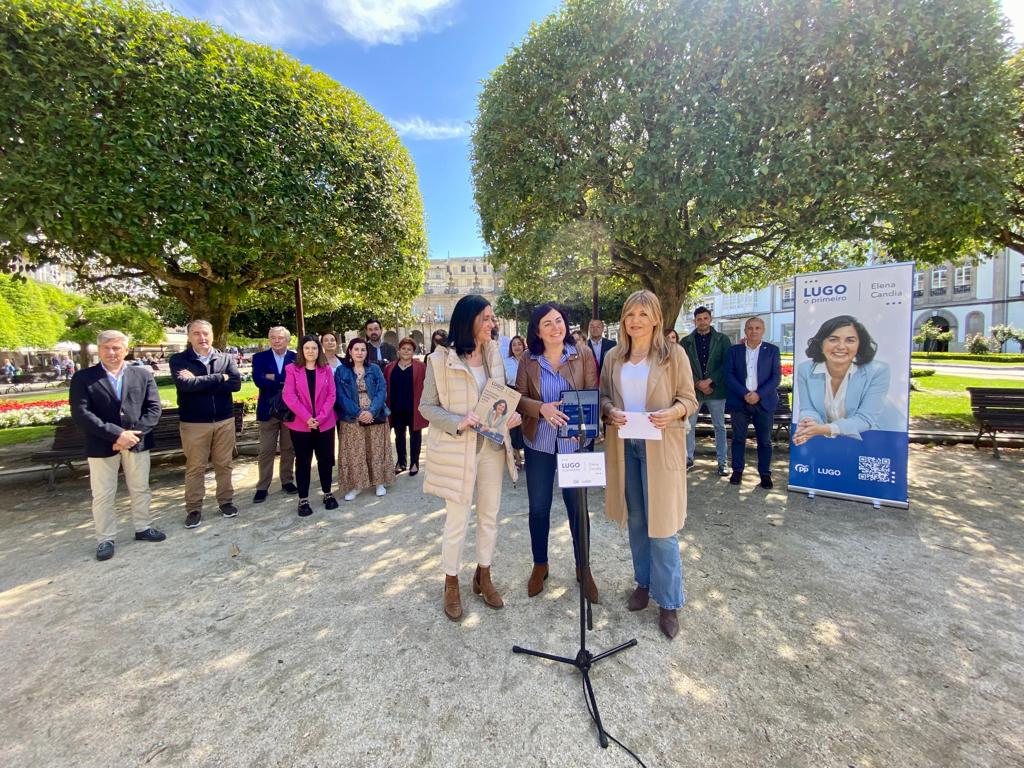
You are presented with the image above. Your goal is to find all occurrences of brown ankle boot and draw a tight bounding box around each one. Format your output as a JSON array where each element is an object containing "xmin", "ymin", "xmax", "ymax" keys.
[
  {"xmin": 659, "ymin": 608, "xmax": 679, "ymax": 639},
  {"xmin": 443, "ymin": 574, "xmax": 463, "ymax": 621},
  {"xmin": 575, "ymin": 566, "xmax": 601, "ymax": 604},
  {"xmin": 472, "ymin": 565, "xmax": 504, "ymax": 609},
  {"xmin": 527, "ymin": 564, "xmax": 548, "ymax": 597},
  {"xmin": 627, "ymin": 585, "xmax": 650, "ymax": 611}
]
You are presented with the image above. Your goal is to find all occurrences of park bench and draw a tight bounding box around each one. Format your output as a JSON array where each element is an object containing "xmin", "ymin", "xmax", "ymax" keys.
[
  {"xmin": 967, "ymin": 387, "xmax": 1024, "ymax": 457},
  {"xmin": 31, "ymin": 402, "xmax": 245, "ymax": 489},
  {"xmin": 693, "ymin": 390, "xmax": 793, "ymax": 443}
]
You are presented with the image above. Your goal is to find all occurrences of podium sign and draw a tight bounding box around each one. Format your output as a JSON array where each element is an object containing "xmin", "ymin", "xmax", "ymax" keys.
[{"xmin": 557, "ymin": 453, "xmax": 607, "ymax": 488}]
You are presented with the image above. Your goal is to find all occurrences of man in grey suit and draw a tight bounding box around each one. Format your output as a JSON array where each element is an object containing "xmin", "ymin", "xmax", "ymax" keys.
[{"xmin": 70, "ymin": 330, "xmax": 165, "ymax": 561}]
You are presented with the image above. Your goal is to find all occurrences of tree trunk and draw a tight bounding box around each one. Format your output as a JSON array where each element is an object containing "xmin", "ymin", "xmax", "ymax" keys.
[
  {"xmin": 636, "ymin": 265, "xmax": 689, "ymax": 333},
  {"xmin": 171, "ymin": 282, "xmax": 239, "ymax": 350}
]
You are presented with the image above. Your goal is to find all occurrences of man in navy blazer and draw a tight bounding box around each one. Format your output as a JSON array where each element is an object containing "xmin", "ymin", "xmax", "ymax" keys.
[
  {"xmin": 251, "ymin": 326, "xmax": 297, "ymax": 503},
  {"xmin": 70, "ymin": 329, "xmax": 165, "ymax": 561},
  {"xmin": 725, "ymin": 317, "xmax": 781, "ymax": 489}
]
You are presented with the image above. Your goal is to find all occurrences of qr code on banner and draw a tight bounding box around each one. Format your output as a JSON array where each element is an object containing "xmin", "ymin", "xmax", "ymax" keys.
[{"xmin": 858, "ymin": 455, "xmax": 894, "ymax": 483}]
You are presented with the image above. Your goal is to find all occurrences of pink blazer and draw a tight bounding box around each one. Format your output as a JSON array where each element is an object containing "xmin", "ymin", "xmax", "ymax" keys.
[{"xmin": 282, "ymin": 364, "xmax": 338, "ymax": 433}]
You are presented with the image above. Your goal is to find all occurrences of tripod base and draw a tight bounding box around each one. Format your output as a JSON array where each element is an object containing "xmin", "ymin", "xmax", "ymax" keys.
[{"xmin": 513, "ymin": 638, "xmax": 637, "ymax": 748}]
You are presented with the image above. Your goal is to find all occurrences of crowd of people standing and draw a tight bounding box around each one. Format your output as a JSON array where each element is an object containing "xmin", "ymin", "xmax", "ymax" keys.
[{"xmin": 68, "ymin": 292, "xmax": 780, "ymax": 642}]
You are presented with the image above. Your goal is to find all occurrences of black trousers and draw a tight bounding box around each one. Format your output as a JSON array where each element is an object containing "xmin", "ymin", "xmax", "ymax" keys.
[
  {"xmin": 391, "ymin": 409, "xmax": 422, "ymax": 467},
  {"xmin": 290, "ymin": 428, "xmax": 335, "ymax": 497}
]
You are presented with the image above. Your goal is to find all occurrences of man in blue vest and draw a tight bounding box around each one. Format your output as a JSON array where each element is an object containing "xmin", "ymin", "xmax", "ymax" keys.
[
  {"xmin": 252, "ymin": 326, "xmax": 297, "ymax": 503},
  {"xmin": 725, "ymin": 317, "xmax": 781, "ymax": 489}
]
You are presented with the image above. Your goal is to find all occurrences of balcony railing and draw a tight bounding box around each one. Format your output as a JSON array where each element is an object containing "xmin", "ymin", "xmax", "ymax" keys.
[
  {"xmin": 930, "ymin": 286, "xmax": 947, "ymax": 296},
  {"xmin": 953, "ymin": 284, "xmax": 971, "ymax": 294},
  {"xmin": 912, "ymin": 289, "xmax": 924, "ymax": 298}
]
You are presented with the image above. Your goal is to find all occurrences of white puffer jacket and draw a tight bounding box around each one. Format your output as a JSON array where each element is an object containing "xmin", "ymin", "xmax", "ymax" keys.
[{"xmin": 419, "ymin": 341, "xmax": 517, "ymax": 505}]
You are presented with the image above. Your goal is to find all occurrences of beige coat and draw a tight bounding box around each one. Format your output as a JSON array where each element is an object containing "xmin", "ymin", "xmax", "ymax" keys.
[
  {"xmin": 599, "ymin": 343, "xmax": 698, "ymax": 538},
  {"xmin": 419, "ymin": 341, "xmax": 517, "ymax": 505}
]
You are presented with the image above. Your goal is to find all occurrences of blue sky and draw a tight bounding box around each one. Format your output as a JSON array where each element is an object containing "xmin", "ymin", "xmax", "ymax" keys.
[
  {"xmin": 169, "ymin": 1, "xmax": 1023, "ymax": 264},
  {"xmin": 169, "ymin": 0, "xmax": 562, "ymax": 261}
]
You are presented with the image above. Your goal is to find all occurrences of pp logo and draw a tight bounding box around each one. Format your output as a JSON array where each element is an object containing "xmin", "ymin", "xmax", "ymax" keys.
[{"xmin": 794, "ymin": 463, "xmax": 810, "ymax": 473}]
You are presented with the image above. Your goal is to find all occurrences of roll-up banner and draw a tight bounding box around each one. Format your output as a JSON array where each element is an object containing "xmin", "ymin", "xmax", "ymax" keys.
[{"xmin": 788, "ymin": 262, "xmax": 912, "ymax": 508}]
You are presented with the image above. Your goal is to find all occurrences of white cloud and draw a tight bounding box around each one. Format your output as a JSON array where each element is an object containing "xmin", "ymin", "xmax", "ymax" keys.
[
  {"xmin": 174, "ymin": 0, "xmax": 458, "ymax": 47},
  {"xmin": 389, "ymin": 117, "xmax": 470, "ymax": 140}
]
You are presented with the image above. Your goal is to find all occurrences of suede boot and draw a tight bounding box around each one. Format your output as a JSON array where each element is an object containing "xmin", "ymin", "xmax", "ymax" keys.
[
  {"xmin": 443, "ymin": 574, "xmax": 463, "ymax": 622},
  {"xmin": 575, "ymin": 566, "xmax": 601, "ymax": 604},
  {"xmin": 627, "ymin": 585, "xmax": 650, "ymax": 611},
  {"xmin": 472, "ymin": 565, "xmax": 504, "ymax": 609},
  {"xmin": 527, "ymin": 564, "xmax": 549, "ymax": 597},
  {"xmin": 659, "ymin": 608, "xmax": 679, "ymax": 639}
]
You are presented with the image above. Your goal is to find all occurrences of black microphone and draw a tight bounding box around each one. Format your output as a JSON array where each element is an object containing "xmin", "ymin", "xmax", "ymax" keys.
[{"xmin": 563, "ymin": 354, "xmax": 593, "ymax": 629}]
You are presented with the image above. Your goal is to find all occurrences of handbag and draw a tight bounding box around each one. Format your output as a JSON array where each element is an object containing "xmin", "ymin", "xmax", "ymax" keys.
[{"xmin": 267, "ymin": 391, "xmax": 295, "ymax": 423}]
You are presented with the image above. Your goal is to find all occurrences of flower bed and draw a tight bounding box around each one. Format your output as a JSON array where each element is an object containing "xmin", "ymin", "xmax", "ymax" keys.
[{"xmin": 0, "ymin": 399, "xmax": 71, "ymax": 428}]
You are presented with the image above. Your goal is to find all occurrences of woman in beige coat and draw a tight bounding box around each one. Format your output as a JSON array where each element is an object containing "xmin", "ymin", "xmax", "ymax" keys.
[
  {"xmin": 600, "ymin": 290, "xmax": 698, "ymax": 640},
  {"xmin": 419, "ymin": 294, "xmax": 521, "ymax": 622}
]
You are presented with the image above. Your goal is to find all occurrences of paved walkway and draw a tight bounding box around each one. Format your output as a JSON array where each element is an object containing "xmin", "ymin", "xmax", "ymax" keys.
[{"xmin": 0, "ymin": 445, "xmax": 1021, "ymax": 767}]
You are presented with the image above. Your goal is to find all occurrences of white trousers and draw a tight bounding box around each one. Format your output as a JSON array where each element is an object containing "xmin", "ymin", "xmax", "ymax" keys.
[
  {"xmin": 88, "ymin": 450, "xmax": 152, "ymax": 542},
  {"xmin": 441, "ymin": 444, "xmax": 505, "ymax": 576}
]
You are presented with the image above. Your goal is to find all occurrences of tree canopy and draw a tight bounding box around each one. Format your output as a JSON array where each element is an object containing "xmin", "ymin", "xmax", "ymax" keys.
[
  {"xmin": 0, "ymin": 0, "xmax": 427, "ymax": 345},
  {"xmin": 473, "ymin": 0, "xmax": 1016, "ymax": 326}
]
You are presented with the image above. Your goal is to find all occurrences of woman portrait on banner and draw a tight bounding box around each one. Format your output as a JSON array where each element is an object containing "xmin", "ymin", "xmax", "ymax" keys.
[
  {"xmin": 792, "ymin": 314, "xmax": 898, "ymax": 445},
  {"xmin": 515, "ymin": 303, "xmax": 599, "ymax": 602},
  {"xmin": 335, "ymin": 338, "xmax": 394, "ymax": 500},
  {"xmin": 419, "ymin": 295, "xmax": 521, "ymax": 622},
  {"xmin": 504, "ymin": 334, "xmax": 527, "ymax": 468},
  {"xmin": 384, "ymin": 337, "xmax": 427, "ymax": 476},
  {"xmin": 282, "ymin": 335, "xmax": 338, "ymax": 516},
  {"xmin": 599, "ymin": 290, "xmax": 698, "ymax": 640}
]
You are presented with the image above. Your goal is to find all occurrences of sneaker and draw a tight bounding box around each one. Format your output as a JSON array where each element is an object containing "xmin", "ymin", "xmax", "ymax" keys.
[
  {"xmin": 96, "ymin": 540, "xmax": 115, "ymax": 561},
  {"xmin": 219, "ymin": 503, "xmax": 239, "ymax": 518},
  {"xmin": 323, "ymin": 493, "xmax": 339, "ymax": 510},
  {"xmin": 686, "ymin": 458, "xmax": 694, "ymax": 469},
  {"xmin": 282, "ymin": 482, "xmax": 298, "ymax": 494},
  {"xmin": 375, "ymin": 484, "xmax": 386, "ymax": 497},
  {"xmin": 297, "ymin": 499, "xmax": 313, "ymax": 517},
  {"xmin": 344, "ymin": 490, "xmax": 358, "ymax": 501},
  {"xmin": 253, "ymin": 489, "xmax": 268, "ymax": 504},
  {"xmin": 134, "ymin": 527, "xmax": 166, "ymax": 542},
  {"xmin": 729, "ymin": 471, "xmax": 742, "ymax": 486},
  {"xmin": 759, "ymin": 474, "xmax": 774, "ymax": 490},
  {"xmin": 185, "ymin": 510, "xmax": 202, "ymax": 528},
  {"xmin": 718, "ymin": 463, "xmax": 730, "ymax": 477}
]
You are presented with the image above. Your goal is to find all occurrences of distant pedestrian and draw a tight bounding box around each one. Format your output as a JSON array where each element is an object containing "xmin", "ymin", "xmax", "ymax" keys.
[{"xmin": 70, "ymin": 330, "xmax": 164, "ymax": 561}]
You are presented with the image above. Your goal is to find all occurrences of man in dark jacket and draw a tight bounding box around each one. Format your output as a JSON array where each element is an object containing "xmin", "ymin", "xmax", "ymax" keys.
[
  {"xmin": 364, "ymin": 318, "xmax": 397, "ymax": 368},
  {"xmin": 70, "ymin": 329, "xmax": 165, "ymax": 560},
  {"xmin": 170, "ymin": 319, "xmax": 242, "ymax": 529},
  {"xmin": 725, "ymin": 317, "xmax": 781, "ymax": 489},
  {"xmin": 251, "ymin": 326, "xmax": 297, "ymax": 503},
  {"xmin": 680, "ymin": 306, "xmax": 731, "ymax": 475},
  {"xmin": 585, "ymin": 318, "xmax": 616, "ymax": 377}
]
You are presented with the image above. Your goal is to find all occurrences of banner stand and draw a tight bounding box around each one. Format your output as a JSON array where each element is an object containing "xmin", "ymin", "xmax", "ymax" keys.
[{"xmin": 788, "ymin": 485, "xmax": 908, "ymax": 510}]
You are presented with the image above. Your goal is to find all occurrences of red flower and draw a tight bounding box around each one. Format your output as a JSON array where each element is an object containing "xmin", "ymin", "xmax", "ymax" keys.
[{"xmin": 0, "ymin": 399, "xmax": 69, "ymax": 413}]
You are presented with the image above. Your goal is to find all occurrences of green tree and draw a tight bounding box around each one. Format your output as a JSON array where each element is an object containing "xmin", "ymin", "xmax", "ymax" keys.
[
  {"xmin": 0, "ymin": 273, "xmax": 66, "ymax": 347},
  {"xmin": 473, "ymin": 0, "xmax": 1015, "ymax": 326},
  {"xmin": 913, "ymin": 320, "xmax": 955, "ymax": 352},
  {"xmin": 989, "ymin": 323, "xmax": 1019, "ymax": 352},
  {"xmin": 0, "ymin": 0, "xmax": 427, "ymax": 346},
  {"xmin": 64, "ymin": 302, "xmax": 165, "ymax": 348}
]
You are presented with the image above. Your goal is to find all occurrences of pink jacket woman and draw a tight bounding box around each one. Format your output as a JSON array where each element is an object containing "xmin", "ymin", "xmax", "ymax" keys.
[{"xmin": 282, "ymin": 364, "xmax": 338, "ymax": 433}]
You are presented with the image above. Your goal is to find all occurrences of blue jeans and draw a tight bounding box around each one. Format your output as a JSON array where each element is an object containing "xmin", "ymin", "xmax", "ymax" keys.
[
  {"xmin": 524, "ymin": 445, "xmax": 586, "ymax": 565},
  {"xmin": 687, "ymin": 398, "xmax": 727, "ymax": 464},
  {"xmin": 729, "ymin": 403, "xmax": 774, "ymax": 476},
  {"xmin": 623, "ymin": 439, "xmax": 685, "ymax": 610}
]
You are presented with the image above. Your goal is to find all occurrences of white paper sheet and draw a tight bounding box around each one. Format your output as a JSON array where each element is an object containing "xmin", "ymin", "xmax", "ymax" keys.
[{"xmin": 618, "ymin": 412, "xmax": 663, "ymax": 440}]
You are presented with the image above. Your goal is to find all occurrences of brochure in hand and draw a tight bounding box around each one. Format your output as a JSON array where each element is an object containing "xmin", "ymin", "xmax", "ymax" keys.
[
  {"xmin": 472, "ymin": 379, "xmax": 522, "ymax": 446},
  {"xmin": 558, "ymin": 388, "xmax": 600, "ymax": 439}
]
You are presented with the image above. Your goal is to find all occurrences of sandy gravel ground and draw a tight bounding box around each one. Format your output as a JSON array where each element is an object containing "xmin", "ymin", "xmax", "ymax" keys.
[{"xmin": 0, "ymin": 442, "xmax": 1021, "ymax": 768}]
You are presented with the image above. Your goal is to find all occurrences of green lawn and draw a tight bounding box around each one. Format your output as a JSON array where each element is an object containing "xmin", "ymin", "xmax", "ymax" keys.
[
  {"xmin": 912, "ymin": 358, "xmax": 1024, "ymax": 368},
  {"xmin": 0, "ymin": 425, "xmax": 55, "ymax": 447},
  {"xmin": 910, "ymin": 374, "xmax": 1022, "ymax": 428}
]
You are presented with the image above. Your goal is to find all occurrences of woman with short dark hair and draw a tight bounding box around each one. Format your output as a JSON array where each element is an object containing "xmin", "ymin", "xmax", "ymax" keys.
[
  {"xmin": 515, "ymin": 303, "xmax": 599, "ymax": 600},
  {"xmin": 384, "ymin": 337, "xmax": 427, "ymax": 476},
  {"xmin": 335, "ymin": 338, "xmax": 393, "ymax": 500},
  {"xmin": 419, "ymin": 295, "xmax": 522, "ymax": 621}
]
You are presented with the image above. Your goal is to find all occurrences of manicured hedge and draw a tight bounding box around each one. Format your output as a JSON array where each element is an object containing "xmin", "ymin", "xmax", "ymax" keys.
[{"xmin": 911, "ymin": 352, "xmax": 1024, "ymax": 363}]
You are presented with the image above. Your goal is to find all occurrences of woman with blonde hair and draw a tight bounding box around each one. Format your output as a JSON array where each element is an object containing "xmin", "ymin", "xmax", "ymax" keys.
[
  {"xmin": 419, "ymin": 294, "xmax": 522, "ymax": 621},
  {"xmin": 599, "ymin": 290, "xmax": 698, "ymax": 640}
]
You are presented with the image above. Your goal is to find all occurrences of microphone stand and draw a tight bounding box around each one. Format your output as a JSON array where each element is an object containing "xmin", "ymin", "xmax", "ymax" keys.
[{"xmin": 512, "ymin": 362, "xmax": 637, "ymax": 749}]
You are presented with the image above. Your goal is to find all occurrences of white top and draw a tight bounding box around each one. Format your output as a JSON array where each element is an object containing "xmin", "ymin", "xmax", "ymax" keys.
[
  {"xmin": 469, "ymin": 364, "xmax": 488, "ymax": 396},
  {"xmin": 589, "ymin": 338, "xmax": 605, "ymax": 366},
  {"xmin": 620, "ymin": 360, "xmax": 650, "ymax": 412},
  {"xmin": 272, "ymin": 350, "xmax": 288, "ymax": 373},
  {"xmin": 817, "ymin": 362, "xmax": 857, "ymax": 436},
  {"xmin": 327, "ymin": 356, "xmax": 343, "ymax": 372},
  {"xmin": 744, "ymin": 343, "xmax": 762, "ymax": 392}
]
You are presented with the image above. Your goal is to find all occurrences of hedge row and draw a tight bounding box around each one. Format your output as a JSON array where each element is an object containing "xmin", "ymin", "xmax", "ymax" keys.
[{"xmin": 911, "ymin": 352, "xmax": 1024, "ymax": 363}]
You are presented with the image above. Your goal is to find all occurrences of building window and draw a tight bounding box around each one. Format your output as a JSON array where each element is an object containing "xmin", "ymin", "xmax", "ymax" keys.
[
  {"xmin": 460, "ymin": 265, "xmax": 466, "ymax": 273},
  {"xmin": 781, "ymin": 285, "xmax": 795, "ymax": 308},
  {"xmin": 931, "ymin": 268, "xmax": 947, "ymax": 292},
  {"xmin": 912, "ymin": 272, "xmax": 923, "ymax": 296},
  {"xmin": 954, "ymin": 265, "xmax": 972, "ymax": 294},
  {"xmin": 781, "ymin": 323, "xmax": 794, "ymax": 353}
]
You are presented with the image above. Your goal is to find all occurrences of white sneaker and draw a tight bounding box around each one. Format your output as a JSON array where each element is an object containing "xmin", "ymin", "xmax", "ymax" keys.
[
  {"xmin": 344, "ymin": 490, "xmax": 358, "ymax": 501},
  {"xmin": 375, "ymin": 484, "xmax": 386, "ymax": 497}
]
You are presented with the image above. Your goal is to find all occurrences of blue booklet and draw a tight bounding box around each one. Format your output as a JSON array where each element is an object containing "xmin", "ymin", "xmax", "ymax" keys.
[{"xmin": 558, "ymin": 388, "xmax": 600, "ymax": 439}]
